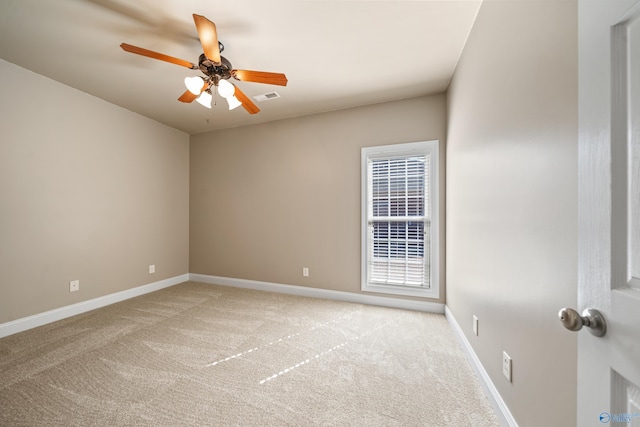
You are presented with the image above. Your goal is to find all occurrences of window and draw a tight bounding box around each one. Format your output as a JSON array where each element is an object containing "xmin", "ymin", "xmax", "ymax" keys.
[{"xmin": 361, "ymin": 140, "xmax": 439, "ymax": 298}]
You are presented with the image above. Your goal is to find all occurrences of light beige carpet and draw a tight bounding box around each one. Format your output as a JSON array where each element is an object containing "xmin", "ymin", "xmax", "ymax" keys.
[{"xmin": 0, "ymin": 281, "xmax": 500, "ymax": 426}]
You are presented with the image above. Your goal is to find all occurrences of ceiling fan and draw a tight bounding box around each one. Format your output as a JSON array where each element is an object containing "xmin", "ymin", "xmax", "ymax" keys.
[{"xmin": 120, "ymin": 14, "xmax": 288, "ymax": 114}]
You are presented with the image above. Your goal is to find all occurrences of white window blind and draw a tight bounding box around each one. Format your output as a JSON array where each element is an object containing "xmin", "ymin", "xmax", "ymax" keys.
[{"xmin": 361, "ymin": 141, "xmax": 439, "ymax": 298}]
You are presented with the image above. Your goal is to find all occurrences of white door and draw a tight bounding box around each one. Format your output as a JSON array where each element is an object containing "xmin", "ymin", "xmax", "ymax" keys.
[{"xmin": 578, "ymin": 0, "xmax": 640, "ymax": 426}]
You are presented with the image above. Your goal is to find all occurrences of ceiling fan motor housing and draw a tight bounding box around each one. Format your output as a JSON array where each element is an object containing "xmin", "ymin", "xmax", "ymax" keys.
[{"xmin": 198, "ymin": 54, "xmax": 233, "ymax": 81}]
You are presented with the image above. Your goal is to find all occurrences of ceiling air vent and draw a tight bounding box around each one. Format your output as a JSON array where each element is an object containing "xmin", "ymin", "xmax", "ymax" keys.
[{"xmin": 253, "ymin": 92, "xmax": 281, "ymax": 102}]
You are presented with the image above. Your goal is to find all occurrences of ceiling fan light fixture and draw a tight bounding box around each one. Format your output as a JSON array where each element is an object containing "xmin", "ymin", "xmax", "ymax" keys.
[
  {"xmin": 217, "ymin": 79, "xmax": 235, "ymax": 99},
  {"xmin": 196, "ymin": 91, "xmax": 212, "ymax": 108},
  {"xmin": 185, "ymin": 76, "xmax": 205, "ymax": 95},
  {"xmin": 227, "ymin": 95, "xmax": 242, "ymax": 110},
  {"xmin": 121, "ymin": 14, "xmax": 285, "ymax": 116}
]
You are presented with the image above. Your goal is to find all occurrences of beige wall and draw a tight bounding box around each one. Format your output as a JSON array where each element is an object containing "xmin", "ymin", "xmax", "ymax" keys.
[
  {"xmin": 190, "ymin": 95, "xmax": 447, "ymax": 302},
  {"xmin": 0, "ymin": 59, "xmax": 190, "ymax": 323},
  {"xmin": 446, "ymin": 1, "xmax": 578, "ymax": 426}
]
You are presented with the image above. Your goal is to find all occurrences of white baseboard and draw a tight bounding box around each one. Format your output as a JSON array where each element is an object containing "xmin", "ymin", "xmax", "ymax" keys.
[
  {"xmin": 445, "ymin": 306, "xmax": 518, "ymax": 427},
  {"xmin": 189, "ymin": 273, "xmax": 445, "ymax": 314},
  {"xmin": 0, "ymin": 274, "xmax": 189, "ymax": 339},
  {"xmin": 0, "ymin": 273, "xmax": 443, "ymax": 339}
]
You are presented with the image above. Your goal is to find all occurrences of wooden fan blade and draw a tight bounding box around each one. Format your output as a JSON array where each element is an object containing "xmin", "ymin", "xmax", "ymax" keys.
[
  {"xmin": 178, "ymin": 81, "xmax": 210, "ymax": 103},
  {"xmin": 233, "ymin": 85, "xmax": 260, "ymax": 114},
  {"xmin": 192, "ymin": 14, "xmax": 221, "ymax": 64},
  {"xmin": 120, "ymin": 43, "xmax": 197, "ymax": 69},
  {"xmin": 232, "ymin": 70, "xmax": 288, "ymax": 86},
  {"xmin": 178, "ymin": 90, "xmax": 198, "ymax": 103}
]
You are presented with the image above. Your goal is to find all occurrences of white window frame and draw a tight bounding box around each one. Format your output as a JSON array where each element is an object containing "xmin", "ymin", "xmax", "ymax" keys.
[{"xmin": 361, "ymin": 140, "xmax": 439, "ymax": 298}]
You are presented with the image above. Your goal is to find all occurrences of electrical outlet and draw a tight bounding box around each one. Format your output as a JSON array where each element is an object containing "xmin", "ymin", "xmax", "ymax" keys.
[
  {"xmin": 149, "ymin": 264, "xmax": 155, "ymax": 274},
  {"xmin": 473, "ymin": 315, "xmax": 479, "ymax": 336},
  {"xmin": 502, "ymin": 351, "xmax": 512, "ymax": 382},
  {"xmin": 302, "ymin": 267, "xmax": 309, "ymax": 277},
  {"xmin": 69, "ymin": 280, "xmax": 80, "ymax": 292}
]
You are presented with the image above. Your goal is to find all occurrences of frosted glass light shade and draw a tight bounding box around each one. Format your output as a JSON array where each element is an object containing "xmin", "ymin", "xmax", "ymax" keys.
[
  {"xmin": 217, "ymin": 79, "xmax": 235, "ymax": 99},
  {"xmin": 227, "ymin": 95, "xmax": 242, "ymax": 110},
  {"xmin": 185, "ymin": 76, "xmax": 205, "ymax": 95},
  {"xmin": 196, "ymin": 91, "xmax": 212, "ymax": 108}
]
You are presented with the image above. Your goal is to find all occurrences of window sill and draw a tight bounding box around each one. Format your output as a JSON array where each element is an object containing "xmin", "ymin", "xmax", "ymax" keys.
[{"xmin": 362, "ymin": 282, "xmax": 439, "ymax": 299}]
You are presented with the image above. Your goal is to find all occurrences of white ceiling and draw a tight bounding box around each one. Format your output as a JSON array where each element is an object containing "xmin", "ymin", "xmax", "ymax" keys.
[{"xmin": 0, "ymin": 0, "xmax": 482, "ymax": 134}]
